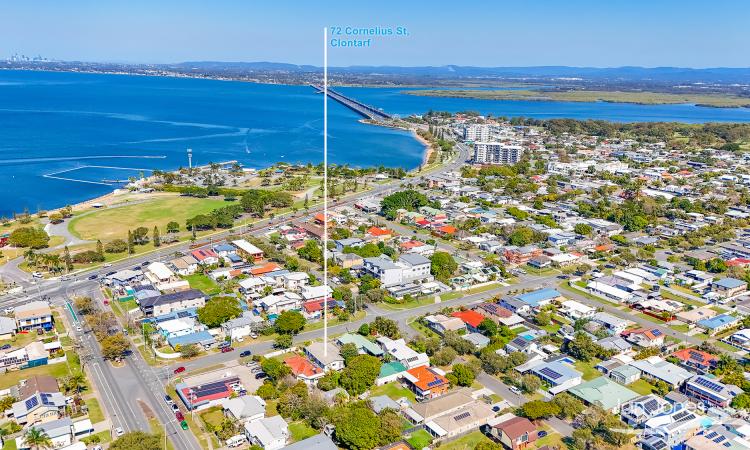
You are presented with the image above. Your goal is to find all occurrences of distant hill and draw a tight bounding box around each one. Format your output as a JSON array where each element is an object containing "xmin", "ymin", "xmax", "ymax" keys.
[{"xmin": 172, "ymin": 62, "xmax": 750, "ymax": 83}]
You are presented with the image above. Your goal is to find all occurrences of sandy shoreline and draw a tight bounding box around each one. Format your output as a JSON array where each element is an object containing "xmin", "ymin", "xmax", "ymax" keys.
[{"xmin": 411, "ymin": 129, "xmax": 434, "ymax": 166}]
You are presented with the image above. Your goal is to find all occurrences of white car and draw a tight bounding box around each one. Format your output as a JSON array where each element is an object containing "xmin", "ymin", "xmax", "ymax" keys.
[
  {"xmin": 32, "ymin": 272, "xmax": 43, "ymax": 278},
  {"xmin": 75, "ymin": 324, "xmax": 83, "ymax": 332},
  {"xmin": 509, "ymin": 386, "xmax": 523, "ymax": 395},
  {"xmin": 249, "ymin": 333, "xmax": 258, "ymax": 339},
  {"xmin": 114, "ymin": 427, "xmax": 125, "ymax": 437}
]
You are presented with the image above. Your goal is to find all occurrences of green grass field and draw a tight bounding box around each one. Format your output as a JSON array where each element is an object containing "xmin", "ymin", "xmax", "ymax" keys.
[
  {"xmin": 183, "ymin": 274, "xmax": 221, "ymax": 295},
  {"xmin": 574, "ymin": 360, "xmax": 602, "ymax": 381},
  {"xmin": 439, "ymin": 431, "xmax": 494, "ymax": 450},
  {"xmin": 85, "ymin": 398, "xmax": 105, "ymax": 423},
  {"xmin": 403, "ymin": 88, "xmax": 750, "ymax": 107},
  {"xmin": 68, "ymin": 195, "xmax": 232, "ymax": 241},
  {"xmin": 0, "ymin": 351, "xmax": 82, "ymax": 390},
  {"xmin": 406, "ymin": 429, "xmax": 433, "ymax": 449},
  {"xmin": 289, "ymin": 422, "xmax": 318, "ymax": 442},
  {"xmin": 628, "ymin": 379, "xmax": 656, "ymax": 396},
  {"xmin": 369, "ymin": 382, "xmax": 417, "ymax": 402}
]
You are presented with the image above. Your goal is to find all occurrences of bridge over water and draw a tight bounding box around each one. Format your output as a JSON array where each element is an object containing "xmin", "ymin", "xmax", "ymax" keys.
[{"xmin": 311, "ymin": 84, "xmax": 392, "ymax": 121}]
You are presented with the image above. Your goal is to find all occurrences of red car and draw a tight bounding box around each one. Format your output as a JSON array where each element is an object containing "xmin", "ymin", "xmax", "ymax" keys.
[
  {"xmin": 221, "ymin": 347, "xmax": 234, "ymax": 353},
  {"xmin": 173, "ymin": 366, "xmax": 186, "ymax": 374},
  {"xmin": 175, "ymin": 411, "xmax": 184, "ymax": 421}
]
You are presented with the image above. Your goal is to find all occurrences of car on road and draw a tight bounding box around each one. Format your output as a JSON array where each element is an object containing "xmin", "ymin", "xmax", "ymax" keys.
[
  {"xmin": 255, "ymin": 372, "xmax": 267, "ymax": 380},
  {"xmin": 0, "ymin": 344, "xmax": 11, "ymax": 350},
  {"xmin": 509, "ymin": 386, "xmax": 522, "ymax": 395},
  {"xmin": 165, "ymin": 395, "xmax": 174, "ymax": 405},
  {"xmin": 175, "ymin": 411, "xmax": 185, "ymax": 421},
  {"xmin": 174, "ymin": 366, "xmax": 186, "ymax": 374},
  {"xmin": 105, "ymin": 271, "xmax": 116, "ymax": 276},
  {"xmin": 171, "ymin": 403, "xmax": 180, "ymax": 412},
  {"xmin": 75, "ymin": 324, "xmax": 82, "ymax": 332},
  {"xmin": 180, "ymin": 420, "xmax": 189, "ymax": 430},
  {"xmin": 114, "ymin": 427, "xmax": 125, "ymax": 437},
  {"xmin": 141, "ymin": 261, "xmax": 150, "ymax": 266},
  {"xmin": 88, "ymin": 274, "xmax": 98, "ymax": 280},
  {"xmin": 32, "ymin": 272, "xmax": 43, "ymax": 278},
  {"xmin": 240, "ymin": 350, "xmax": 252, "ymax": 358},
  {"xmin": 4, "ymin": 307, "xmax": 14, "ymax": 314},
  {"xmin": 221, "ymin": 346, "xmax": 235, "ymax": 353},
  {"xmin": 103, "ymin": 263, "xmax": 112, "ymax": 268}
]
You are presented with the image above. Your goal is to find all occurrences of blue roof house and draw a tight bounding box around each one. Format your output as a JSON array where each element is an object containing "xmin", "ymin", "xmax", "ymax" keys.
[
  {"xmin": 697, "ymin": 314, "xmax": 739, "ymax": 335},
  {"xmin": 514, "ymin": 288, "xmax": 563, "ymax": 309}
]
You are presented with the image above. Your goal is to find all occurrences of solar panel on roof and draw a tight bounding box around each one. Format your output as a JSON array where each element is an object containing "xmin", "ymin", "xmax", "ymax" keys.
[
  {"xmin": 714, "ymin": 435, "xmax": 726, "ymax": 443},
  {"xmin": 643, "ymin": 399, "xmax": 659, "ymax": 413},
  {"xmin": 706, "ymin": 431, "xmax": 719, "ymax": 439},
  {"xmin": 427, "ymin": 379, "xmax": 444, "ymax": 387},
  {"xmin": 40, "ymin": 393, "xmax": 54, "ymax": 406},
  {"xmin": 25, "ymin": 396, "xmax": 39, "ymax": 410},
  {"xmin": 539, "ymin": 367, "xmax": 562, "ymax": 380},
  {"xmin": 673, "ymin": 410, "xmax": 691, "ymax": 422},
  {"xmin": 695, "ymin": 377, "xmax": 723, "ymax": 392},
  {"xmin": 453, "ymin": 411, "xmax": 471, "ymax": 421}
]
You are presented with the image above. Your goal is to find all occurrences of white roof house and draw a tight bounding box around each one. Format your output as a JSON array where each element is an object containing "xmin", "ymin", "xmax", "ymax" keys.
[
  {"xmin": 244, "ymin": 415, "xmax": 289, "ymax": 450},
  {"xmin": 147, "ymin": 262, "xmax": 174, "ymax": 281},
  {"xmin": 587, "ymin": 280, "xmax": 633, "ymax": 302},
  {"xmin": 233, "ymin": 239, "xmax": 264, "ymax": 256},
  {"xmin": 376, "ymin": 336, "xmax": 429, "ymax": 369},
  {"xmin": 559, "ymin": 300, "xmax": 595, "ymax": 320}
]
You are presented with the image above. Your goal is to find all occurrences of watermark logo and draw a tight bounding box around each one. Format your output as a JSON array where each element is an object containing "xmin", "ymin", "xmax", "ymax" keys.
[{"xmin": 328, "ymin": 26, "xmax": 410, "ymax": 48}]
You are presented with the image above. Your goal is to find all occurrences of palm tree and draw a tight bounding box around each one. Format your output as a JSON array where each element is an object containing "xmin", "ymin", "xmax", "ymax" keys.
[{"xmin": 24, "ymin": 427, "xmax": 52, "ymax": 450}]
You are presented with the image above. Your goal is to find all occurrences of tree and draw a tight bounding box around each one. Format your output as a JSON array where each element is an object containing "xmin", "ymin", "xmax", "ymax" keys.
[
  {"xmin": 551, "ymin": 392, "xmax": 585, "ymax": 419},
  {"xmin": 9, "ymin": 227, "xmax": 50, "ymax": 249},
  {"xmin": 574, "ymin": 223, "xmax": 593, "ymax": 236},
  {"xmin": 371, "ymin": 316, "xmax": 400, "ymax": 339},
  {"xmin": 132, "ymin": 227, "xmax": 149, "ymax": 245},
  {"xmin": 274, "ymin": 334, "xmax": 292, "ymax": 349},
  {"xmin": 340, "ymin": 343, "xmax": 359, "ymax": 365},
  {"xmin": 197, "ymin": 296, "xmax": 242, "ymax": 327},
  {"xmin": 127, "ymin": 230, "xmax": 134, "ymax": 254},
  {"xmin": 24, "ymin": 427, "xmax": 52, "ymax": 450},
  {"xmin": 63, "ymin": 246, "xmax": 73, "ymax": 272},
  {"xmin": 166, "ymin": 221, "xmax": 180, "ymax": 233},
  {"xmin": 104, "ymin": 239, "xmax": 128, "ymax": 253},
  {"xmin": 431, "ymin": 347, "xmax": 457, "ymax": 366},
  {"xmin": 449, "ymin": 363, "xmax": 475, "ymax": 387},
  {"xmin": 261, "ymin": 358, "xmax": 291, "ymax": 382},
  {"xmin": 180, "ymin": 344, "xmax": 200, "ymax": 358},
  {"xmin": 0, "ymin": 395, "xmax": 15, "ymax": 412},
  {"xmin": 153, "ymin": 226, "xmax": 161, "ymax": 247},
  {"xmin": 275, "ymin": 310, "xmax": 306, "ymax": 335},
  {"xmin": 521, "ymin": 400, "xmax": 560, "ymax": 420},
  {"xmin": 519, "ymin": 374, "xmax": 542, "ymax": 393},
  {"xmin": 100, "ymin": 333, "xmax": 130, "ymax": 360},
  {"xmin": 478, "ymin": 318, "xmax": 498, "ymax": 336},
  {"xmin": 297, "ymin": 240, "xmax": 323, "ymax": 263},
  {"xmin": 357, "ymin": 323, "xmax": 370, "ymax": 336},
  {"xmin": 340, "ymin": 355, "xmax": 381, "ymax": 395},
  {"xmin": 317, "ymin": 371, "xmax": 340, "ymax": 391},
  {"xmin": 334, "ymin": 404, "xmax": 381, "ymax": 450},
  {"xmin": 732, "ymin": 393, "xmax": 750, "ymax": 410},
  {"xmin": 95, "ymin": 239, "xmax": 104, "ymax": 257},
  {"xmin": 430, "ymin": 251, "xmax": 458, "ymax": 281},
  {"xmin": 74, "ymin": 296, "xmax": 96, "ymax": 316},
  {"xmin": 109, "ymin": 431, "xmax": 161, "ymax": 450},
  {"xmin": 380, "ymin": 190, "xmax": 433, "ymax": 220},
  {"xmin": 534, "ymin": 310, "xmax": 551, "ymax": 327}
]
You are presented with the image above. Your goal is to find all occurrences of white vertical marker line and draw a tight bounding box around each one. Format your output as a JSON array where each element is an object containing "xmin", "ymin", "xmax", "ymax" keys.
[{"xmin": 323, "ymin": 26, "xmax": 329, "ymax": 357}]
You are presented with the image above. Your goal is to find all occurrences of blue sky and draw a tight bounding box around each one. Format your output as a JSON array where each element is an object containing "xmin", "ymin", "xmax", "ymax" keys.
[{"xmin": 4, "ymin": 0, "xmax": 749, "ymax": 67}]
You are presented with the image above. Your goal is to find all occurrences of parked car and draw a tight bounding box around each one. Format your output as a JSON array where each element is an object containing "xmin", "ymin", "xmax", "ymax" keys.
[
  {"xmin": 88, "ymin": 274, "xmax": 98, "ymax": 280},
  {"xmin": 171, "ymin": 403, "xmax": 180, "ymax": 412},
  {"xmin": 32, "ymin": 272, "xmax": 43, "ymax": 278},
  {"xmin": 174, "ymin": 366, "xmax": 186, "ymax": 374},
  {"xmin": 115, "ymin": 427, "xmax": 125, "ymax": 437},
  {"xmin": 221, "ymin": 346, "xmax": 235, "ymax": 353},
  {"xmin": 538, "ymin": 430, "xmax": 548, "ymax": 438},
  {"xmin": 255, "ymin": 372, "xmax": 267, "ymax": 380},
  {"xmin": 175, "ymin": 411, "xmax": 185, "ymax": 421},
  {"xmin": 180, "ymin": 420, "xmax": 189, "ymax": 430},
  {"xmin": 509, "ymin": 386, "xmax": 522, "ymax": 395},
  {"xmin": 249, "ymin": 333, "xmax": 258, "ymax": 339},
  {"xmin": 0, "ymin": 344, "xmax": 11, "ymax": 350},
  {"xmin": 240, "ymin": 350, "xmax": 252, "ymax": 358},
  {"xmin": 164, "ymin": 395, "xmax": 174, "ymax": 405}
]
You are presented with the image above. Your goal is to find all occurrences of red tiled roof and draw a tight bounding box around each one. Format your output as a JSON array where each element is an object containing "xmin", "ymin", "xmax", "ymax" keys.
[
  {"xmin": 621, "ymin": 328, "xmax": 663, "ymax": 341},
  {"xmin": 285, "ymin": 355, "xmax": 323, "ymax": 378},
  {"xmin": 406, "ymin": 365, "xmax": 448, "ymax": 391},
  {"xmin": 367, "ymin": 226, "xmax": 392, "ymax": 237},
  {"xmin": 451, "ymin": 310, "xmax": 486, "ymax": 328},
  {"xmin": 436, "ymin": 225, "xmax": 457, "ymax": 235},
  {"xmin": 250, "ymin": 262, "xmax": 281, "ymax": 276},
  {"xmin": 494, "ymin": 416, "xmax": 537, "ymax": 440},
  {"xmin": 671, "ymin": 348, "xmax": 718, "ymax": 366},
  {"xmin": 400, "ymin": 240, "xmax": 425, "ymax": 249},
  {"xmin": 191, "ymin": 248, "xmax": 218, "ymax": 261}
]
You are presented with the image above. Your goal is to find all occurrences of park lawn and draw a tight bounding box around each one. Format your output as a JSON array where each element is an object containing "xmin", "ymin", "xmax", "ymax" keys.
[
  {"xmin": 406, "ymin": 429, "xmax": 433, "ymax": 450},
  {"xmin": 183, "ymin": 274, "xmax": 221, "ymax": 295},
  {"xmin": 85, "ymin": 398, "xmax": 105, "ymax": 424},
  {"xmin": 0, "ymin": 351, "xmax": 81, "ymax": 390},
  {"xmin": 440, "ymin": 431, "xmax": 494, "ymax": 450},
  {"xmin": 628, "ymin": 379, "xmax": 656, "ymax": 396},
  {"xmin": 68, "ymin": 195, "xmax": 232, "ymax": 241},
  {"xmin": 289, "ymin": 421, "xmax": 318, "ymax": 442},
  {"xmin": 669, "ymin": 323, "xmax": 690, "ymax": 333},
  {"xmin": 370, "ymin": 382, "xmax": 417, "ymax": 402},
  {"xmin": 574, "ymin": 359, "xmax": 601, "ymax": 381}
]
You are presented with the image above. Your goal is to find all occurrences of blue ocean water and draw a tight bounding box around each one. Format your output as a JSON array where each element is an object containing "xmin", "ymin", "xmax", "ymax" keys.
[{"xmin": 1, "ymin": 70, "xmax": 750, "ymax": 216}]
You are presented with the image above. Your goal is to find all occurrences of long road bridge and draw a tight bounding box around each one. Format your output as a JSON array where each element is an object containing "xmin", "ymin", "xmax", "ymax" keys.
[{"xmin": 311, "ymin": 84, "xmax": 392, "ymax": 121}]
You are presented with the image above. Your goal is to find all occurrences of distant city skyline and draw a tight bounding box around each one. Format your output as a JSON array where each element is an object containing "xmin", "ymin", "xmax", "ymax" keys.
[{"xmin": 4, "ymin": 0, "xmax": 749, "ymax": 68}]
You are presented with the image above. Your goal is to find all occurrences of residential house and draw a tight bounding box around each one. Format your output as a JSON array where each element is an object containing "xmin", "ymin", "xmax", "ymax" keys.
[
  {"xmin": 711, "ymin": 278, "xmax": 747, "ymax": 298},
  {"xmin": 424, "ymin": 315, "xmax": 466, "ymax": 336},
  {"xmin": 620, "ymin": 395, "xmax": 671, "ymax": 427},
  {"xmin": 683, "ymin": 375, "xmax": 742, "ymax": 408},
  {"xmin": 462, "ymin": 333, "xmax": 490, "ymax": 350},
  {"xmin": 14, "ymin": 301, "xmax": 53, "ymax": 332},
  {"xmin": 191, "ymin": 248, "xmax": 220, "ymax": 265},
  {"xmin": 284, "ymin": 355, "xmax": 324, "ymax": 385},
  {"xmin": 503, "ymin": 246, "xmax": 542, "ymax": 265},
  {"xmin": 528, "ymin": 360, "xmax": 583, "ymax": 394},
  {"xmin": 609, "ymin": 365, "xmax": 641, "ymax": 385},
  {"xmin": 169, "ymin": 256, "xmax": 199, "ymax": 276},
  {"xmin": 11, "ymin": 392, "xmax": 66, "ymax": 426},
  {"xmin": 244, "ymin": 415, "xmax": 289, "ymax": 450},
  {"xmin": 223, "ymin": 396, "xmax": 266, "ymax": 423},
  {"xmin": 621, "ymin": 328, "xmax": 665, "ymax": 348},
  {"xmin": 222, "ymin": 312, "xmax": 265, "ymax": 341},
  {"xmin": 641, "ymin": 409, "xmax": 703, "ymax": 450},
  {"xmin": 630, "ymin": 356, "xmax": 693, "ymax": 388},
  {"xmin": 671, "ymin": 348, "xmax": 718, "ymax": 374},
  {"xmin": 139, "ymin": 289, "xmax": 206, "ymax": 317},
  {"xmin": 568, "ymin": 377, "xmax": 639, "ymax": 413},
  {"xmin": 697, "ymin": 314, "xmax": 739, "ymax": 335},
  {"xmin": 335, "ymin": 333, "xmax": 384, "ymax": 357},
  {"xmin": 377, "ymin": 337, "xmax": 429, "ymax": 369},
  {"xmin": 233, "ymin": 239, "xmax": 265, "ymax": 262},
  {"xmin": 592, "ymin": 312, "xmax": 634, "ymax": 335},
  {"xmin": 304, "ymin": 342, "xmax": 344, "ymax": 372},
  {"xmin": 473, "ymin": 303, "xmax": 525, "ymax": 327},
  {"xmin": 450, "ymin": 310, "xmax": 486, "ymax": 332},
  {"xmin": 279, "ymin": 434, "xmax": 337, "ymax": 450},
  {"xmin": 674, "ymin": 307, "xmax": 717, "ymax": 325},
  {"xmin": 0, "ymin": 316, "xmax": 16, "ymax": 340},
  {"xmin": 558, "ymin": 300, "xmax": 595, "ymax": 320},
  {"xmin": 513, "ymin": 288, "xmax": 563, "ymax": 310},
  {"xmin": 491, "ymin": 416, "xmax": 538, "ymax": 450},
  {"xmin": 402, "ymin": 365, "xmax": 449, "ymax": 400}
]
